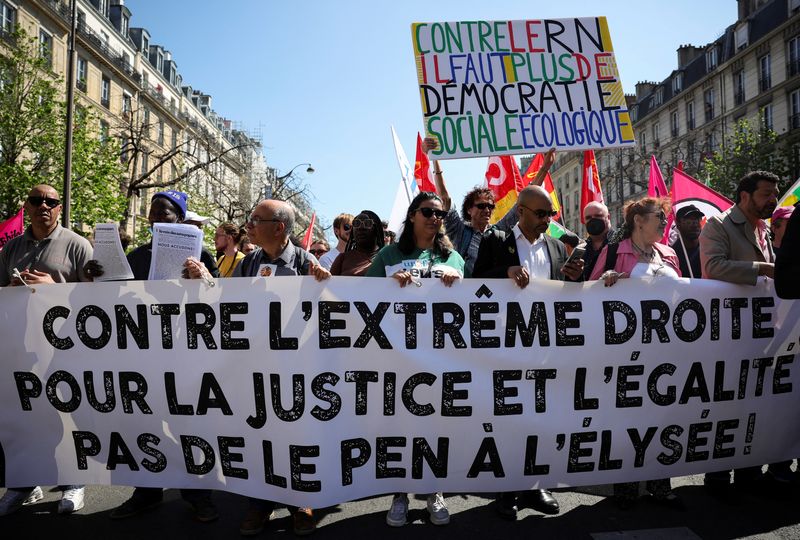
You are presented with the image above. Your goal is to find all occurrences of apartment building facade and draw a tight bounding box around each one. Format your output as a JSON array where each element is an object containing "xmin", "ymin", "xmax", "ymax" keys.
[
  {"xmin": 3, "ymin": 0, "xmax": 313, "ymax": 236},
  {"xmin": 545, "ymin": 0, "xmax": 800, "ymax": 234}
]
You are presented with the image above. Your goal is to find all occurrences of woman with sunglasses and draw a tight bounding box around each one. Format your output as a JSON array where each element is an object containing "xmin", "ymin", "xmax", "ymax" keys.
[
  {"xmin": 215, "ymin": 222, "xmax": 246, "ymax": 277},
  {"xmin": 366, "ymin": 192, "xmax": 463, "ymax": 527},
  {"xmin": 590, "ymin": 197, "xmax": 681, "ymax": 285},
  {"xmin": 330, "ymin": 210, "xmax": 385, "ymax": 276},
  {"xmin": 589, "ymin": 197, "xmax": 683, "ymax": 510}
]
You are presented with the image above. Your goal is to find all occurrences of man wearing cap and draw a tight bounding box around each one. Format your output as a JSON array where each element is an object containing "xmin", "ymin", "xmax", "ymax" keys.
[
  {"xmin": 671, "ymin": 205, "xmax": 704, "ymax": 278},
  {"xmin": 0, "ymin": 184, "xmax": 92, "ymax": 516},
  {"xmin": 85, "ymin": 190, "xmax": 220, "ymax": 522},
  {"xmin": 124, "ymin": 191, "xmax": 219, "ymax": 281},
  {"xmin": 183, "ymin": 210, "xmax": 212, "ymax": 230}
]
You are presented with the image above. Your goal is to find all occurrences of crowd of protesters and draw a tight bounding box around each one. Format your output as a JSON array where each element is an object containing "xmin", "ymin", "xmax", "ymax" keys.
[{"xmin": 0, "ymin": 161, "xmax": 797, "ymax": 534}]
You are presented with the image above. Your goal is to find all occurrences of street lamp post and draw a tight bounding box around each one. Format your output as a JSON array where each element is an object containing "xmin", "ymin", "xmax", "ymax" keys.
[{"xmin": 262, "ymin": 162, "xmax": 314, "ymax": 200}]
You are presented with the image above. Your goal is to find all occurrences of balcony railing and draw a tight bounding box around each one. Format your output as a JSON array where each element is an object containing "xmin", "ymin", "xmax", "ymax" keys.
[
  {"xmin": 76, "ymin": 79, "xmax": 87, "ymax": 92},
  {"xmin": 734, "ymin": 90, "xmax": 745, "ymax": 106}
]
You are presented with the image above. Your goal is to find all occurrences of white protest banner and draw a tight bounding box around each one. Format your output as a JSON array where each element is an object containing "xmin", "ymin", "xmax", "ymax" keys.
[
  {"xmin": 412, "ymin": 18, "xmax": 636, "ymax": 159},
  {"xmin": 0, "ymin": 276, "xmax": 798, "ymax": 508}
]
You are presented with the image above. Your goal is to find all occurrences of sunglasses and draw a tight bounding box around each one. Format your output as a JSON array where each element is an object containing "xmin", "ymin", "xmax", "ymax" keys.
[
  {"xmin": 520, "ymin": 205, "xmax": 558, "ymax": 219},
  {"xmin": 648, "ymin": 211, "xmax": 668, "ymax": 222},
  {"xmin": 310, "ymin": 249, "xmax": 327, "ymax": 256},
  {"xmin": 416, "ymin": 207, "xmax": 447, "ymax": 219},
  {"xmin": 341, "ymin": 223, "xmax": 352, "ymax": 231},
  {"xmin": 27, "ymin": 196, "xmax": 61, "ymax": 209},
  {"xmin": 474, "ymin": 202, "xmax": 496, "ymax": 211},
  {"xmin": 352, "ymin": 217, "xmax": 374, "ymax": 229}
]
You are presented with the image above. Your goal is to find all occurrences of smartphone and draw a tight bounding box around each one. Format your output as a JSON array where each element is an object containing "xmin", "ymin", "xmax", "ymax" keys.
[{"xmin": 563, "ymin": 246, "xmax": 586, "ymax": 267}]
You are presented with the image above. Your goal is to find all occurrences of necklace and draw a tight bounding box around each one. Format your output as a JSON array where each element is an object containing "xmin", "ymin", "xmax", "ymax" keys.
[{"xmin": 631, "ymin": 240, "xmax": 655, "ymax": 261}]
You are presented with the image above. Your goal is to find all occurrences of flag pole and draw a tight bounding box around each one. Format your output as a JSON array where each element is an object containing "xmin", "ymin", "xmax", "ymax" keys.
[{"xmin": 676, "ymin": 233, "xmax": 695, "ymax": 278}]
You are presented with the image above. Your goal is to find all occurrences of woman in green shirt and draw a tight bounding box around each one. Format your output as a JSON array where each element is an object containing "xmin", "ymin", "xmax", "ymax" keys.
[
  {"xmin": 367, "ymin": 192, "xmax": 464, "ymax": 285},
  {"xmin": 367, "ymin": 192, "xmax": 463, "ymax": 527}
]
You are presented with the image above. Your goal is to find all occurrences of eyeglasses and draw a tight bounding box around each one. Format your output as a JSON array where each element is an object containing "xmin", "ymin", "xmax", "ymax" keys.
[
  {"xmin": 247, "ymin": 215, "xmax": 283, "ymax": 226},
  {"xmin": 474, "ymin": 202, "xmax": 496, "ymax": 211},
  {"xmin": 341, "ymin": 223, "xmax": 352, "ymax": 231},
  {"xmin": 27, "ymin": 196, "xmax": 61, "ymax": 209},
  {"xmin": 647, "ymin": 211, "xmax": 668, "ymax": 223},
  {"xmin": 352, "ymin": 217, "xmax": 374, "ymax": 229},
  {"xmin": 416, "ymin": 207, "xmax": 447, "ymax": 219},
  {"xmin": 520, "ymin": 204, "xmax": 558, "ymax": 219}
]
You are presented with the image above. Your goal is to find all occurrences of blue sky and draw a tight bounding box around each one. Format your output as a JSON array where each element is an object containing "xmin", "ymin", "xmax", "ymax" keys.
[{"xmin": 129, "ymin": 0, "xmax": 734, "ymax": 235}]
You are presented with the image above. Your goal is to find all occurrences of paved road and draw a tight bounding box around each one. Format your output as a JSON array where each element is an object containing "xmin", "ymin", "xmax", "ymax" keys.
[{"xmin": 2, "ymin": 474, "xmax": 799, "ymax": 539}]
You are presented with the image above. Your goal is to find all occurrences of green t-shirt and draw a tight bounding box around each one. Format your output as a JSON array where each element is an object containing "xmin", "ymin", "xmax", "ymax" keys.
[{"xmin": 365, "ymin": 244, "xmax": 465, "ymax": 278}]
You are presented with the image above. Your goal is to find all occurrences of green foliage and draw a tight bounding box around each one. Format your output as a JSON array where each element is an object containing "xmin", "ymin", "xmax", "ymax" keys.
[
  {"xmin": 0, "ymin": 29, "xmax": 125, "ymax": 226},
  {"xmin": 701, "ymin": 119, "xmax": 791, "ymax": 200}
]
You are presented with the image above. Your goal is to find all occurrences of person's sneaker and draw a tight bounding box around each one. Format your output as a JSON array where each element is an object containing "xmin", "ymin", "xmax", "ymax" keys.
[
  {"xmin": 426, "ymin": 492, "xmax": 450, "ymax": 526},
  {"xmin": 191, "ymin": 498, "xmax": 219, "ymax": 523},
  {"xmin": 0, "ymin": 487, "xmax": 43, "ymax": 516},
  {"xmin": 292, "ymin": 507, "xmax": 316, "ymax": 536},
  {"xmin": 239, "ymin": 507, "xmax": 274, "ymax": 536},
  {"xmin": 385, "ymin": 494, "xmax": 409, "ymax": 527},
  {"xmin": 109, "ymin": 494, "xmax": 162, "ymax": 519},
  {"xmin": 58, "ymin": 486, "xmax": 85, "ymax": 514}
]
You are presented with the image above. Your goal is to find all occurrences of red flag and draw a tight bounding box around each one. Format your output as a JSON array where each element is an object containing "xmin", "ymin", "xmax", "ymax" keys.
[
  {"xmin": 580, "ymin": 150, "xmax": 604, "ymax": 223},
  {"xmin": 0, "ymin": 207, "xmax": 24, "ymax": 251},
  {"xmin": 414, "ymin": 133, "xmax": 436, "ymax": 193},
  {"xmin": 301, "ymin": 212, "xmax": 316, "ymax": 251},
  {"xmin": 485, "ymin": 156, "xmax": 523, "ymax": 224},
  {"xmin": 523, "ymin": 153, "xmax": 561, "ymax": 222}
]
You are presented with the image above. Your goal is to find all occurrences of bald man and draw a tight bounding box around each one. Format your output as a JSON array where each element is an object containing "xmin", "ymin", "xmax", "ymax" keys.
[
  {"xmin": 582, "ymin": 201, "xmax": 612, "ymax": 280},
  {"xmin": 0, "ymin": 184, "xmax": 92, "ymax": 515},
  {"xmin": 473, "ymin": 186, "xmax": 583, "ymax": 285},
  {"xmin": 470, "ymin": 186, "xmax": 582, "ymax": 521}
]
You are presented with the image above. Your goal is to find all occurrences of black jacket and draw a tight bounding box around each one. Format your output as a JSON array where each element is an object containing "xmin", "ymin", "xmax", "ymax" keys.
[
  {"xmin": 472, "ymin": 228, "xmax": 579, "ymax": 281},
  {"xmin": 775, "ymin": 209, "xmax": 799, "ymax": 299}
]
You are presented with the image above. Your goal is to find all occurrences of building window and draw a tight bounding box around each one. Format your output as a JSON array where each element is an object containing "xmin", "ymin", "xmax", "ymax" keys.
[
  {"xmin": 76, "ymin": 56, "xmax": 87, "ymax": 92},
  {"xmin": 631, "ymin": 105, "xmax": 638, "ymax": 122},
  {"xmin": 171, "ymin": 128, "xmax": 177, "ymax": 150},
  {"xmin": 687, "ymin": 139, "xmax": 696, "ymax": 162},
  {"xmin": 760, "ymin": 103, "xmax": 774, "ymax": 132},
  {"xmin": 706, "ymin": 47, "xmax": 718, "ymax": 71},
  {"xmin": 141, "ymin": 150, "xmax": 149, "ymax": 176},
  {"xmin": 142, "ymin": 36, "xmax": 149, "ymax": 54},
  {"xmin": 121, "ymin": 15, "xmax": 129, "ymax": 37},
  {"xmin": 672, "ymin": 73, "xmax": 683, "ymax": 94},
  {"xmin": 156, "ymin": 51, "xmax": 163, "ymax": 72},
  {"xmin": 640, "ymin": 131, "xmax": 647, "ymax": 153},
  {"xmin": 101, "ymin": 76, "xmax": 110, "ymax": 107},
  {"xmin": 704, "ymin": 89, "xmax": 715, "ymax": 122},
  {"xmin": 98, "ymin": 0, "xmax": 109, "ymax": 18},
  {"xmin": 0, "ymin": 1, "xmax": 15, "ymax": 34},
  {"xmin": 759, "ymin": 53, "xmax": 771, "ymax": 92},
  {"xmin": 158, "ymin": 120, "xmax": 164, "ymax": 145},
  {"xmin": 39, "ymin": 29, "xmax": 53, "ymax": 68},
  {"xmin": 122, "ymin": 93, "xmax": 132, "ymax": 117},
  {"xmin": 652, "ymin": 122, "xmax": 660, "ymax": 147},
  {"xmin": 686, "ymin": 101, "xmax": 695, "ymax": 130},
  {"xmin": 654, "ymin": 87, "xmax": 663, "ymax": 107},
  {"xmin": 791, "ymin": 89, "xmax": 800, "ymax": 129},
  {"xmin": 705, "ymin": 131, "xmax": 717, "ymax": 154},
  {"xmin": 76, "ymin": 9, "xmax": 85, "ymax": 31},
  {"xmin": 671, "ymin": 111, "xmax": 679, "ymax": 137},
  {"xmin": 735, "ymin": 23, "xmax": 748, "ymax": 50},
  {"xmin": 789, "ymin": 36, "xmax": 800, "ymax": 77},
  {"xmin": 733, "ymin": 70, "xmax": 745, "ymax": 105},
  {"xmin": 99, "ymin": 120, "xmax": 109, "ymax": 143}
]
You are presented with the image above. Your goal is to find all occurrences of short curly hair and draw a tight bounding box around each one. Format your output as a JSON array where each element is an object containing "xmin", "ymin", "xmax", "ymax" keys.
[{"xmin": 461, "ymin": 187, "xmax": 495, "ymax": 221}]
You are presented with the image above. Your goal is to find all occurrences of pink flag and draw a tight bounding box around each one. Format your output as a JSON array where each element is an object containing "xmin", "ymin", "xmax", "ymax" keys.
[
  {"xmin": 301, "ymin": 212, "xmax": 316, "ymax": 251},
  {"xmin": 671, "ymin": 168, "xmax": 733, "ymax": 219},
  {"xmin": 0, "ymin": 208, "xmax": 24, "ymax": 251},
  {"xmin": 648, "ymin": 155, "xmax": 669, "ymax": 198}
]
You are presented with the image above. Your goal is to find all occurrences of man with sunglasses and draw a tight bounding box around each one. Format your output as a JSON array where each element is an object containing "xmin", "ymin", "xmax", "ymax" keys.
[
  {"xmin": 0, "ymin": 184, "xmax": 92, "ymax": 516},
  {"xmin": 318, "ymin": 212, "xmax": 352, "ymax": 270},
  {"xmin": 424, "ymin": 138, "xmax": 554, "ymax": 277},
  {"xmin": 472, "ymin": 185, "xmax": 583, "ymax": 521},
  {"xmin": 309, "ymin": 239, "xmax": 330, "ymax": 259}
]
